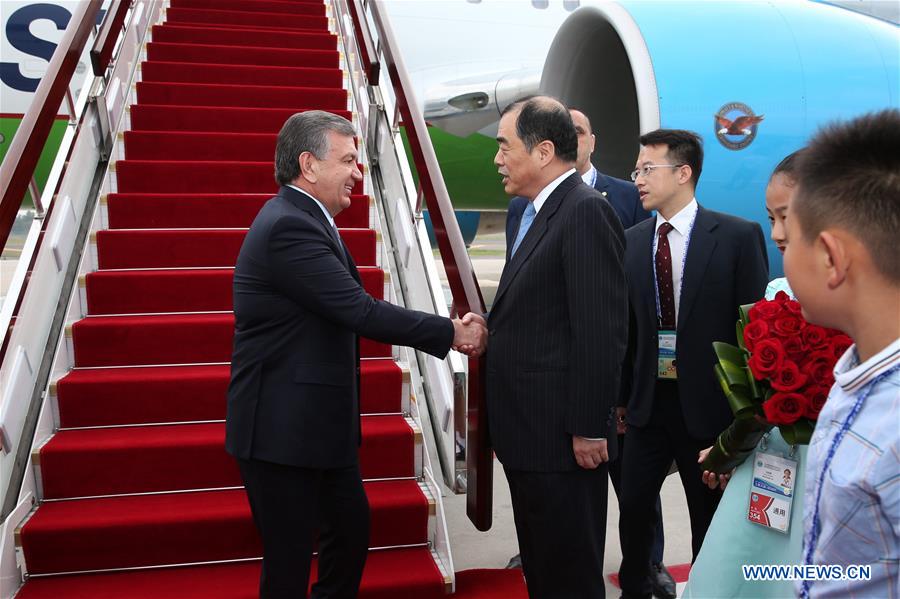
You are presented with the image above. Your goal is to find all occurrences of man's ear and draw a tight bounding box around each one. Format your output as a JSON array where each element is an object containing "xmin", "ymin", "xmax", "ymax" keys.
[
  {"xmin": 298, "ymin": 151, "xmax": 318, "ymax": 183},
  {"xmin": 677, "ymin": 164, "xmax": 693, "ymax": 186},
  {"xmin": 819, "ymin": 230, "xmax": 849, "ymax": 290},
  {"xmin": 535, "ymin": 140, "xmax": 556, "ymax": 167}
]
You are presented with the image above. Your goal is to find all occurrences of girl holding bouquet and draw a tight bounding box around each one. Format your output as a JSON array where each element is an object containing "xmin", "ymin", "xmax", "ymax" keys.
[{"xmin": 683, "ymin": 151, "xmax": 817, "ymax": 598}]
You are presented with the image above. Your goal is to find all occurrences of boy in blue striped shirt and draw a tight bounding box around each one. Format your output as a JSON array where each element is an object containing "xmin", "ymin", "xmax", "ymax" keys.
[{"xmin": 783, "ymin": 108, "xmax": 900, "ymax": 599}]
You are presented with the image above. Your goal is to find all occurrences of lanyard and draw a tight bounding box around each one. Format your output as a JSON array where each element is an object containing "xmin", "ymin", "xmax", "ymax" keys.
[
  {"xmin": 651, "ymin": 210, "xmax": 697, "ymax": 327},
  {"xmin": 799, "ymin": 364, "xmax": 900, "ymax": 599}
]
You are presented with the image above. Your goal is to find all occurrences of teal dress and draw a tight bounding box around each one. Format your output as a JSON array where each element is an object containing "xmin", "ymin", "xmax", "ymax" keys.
[{"xmin": 682, "ymin": 278, "xmax": 804, "ymax": 599}]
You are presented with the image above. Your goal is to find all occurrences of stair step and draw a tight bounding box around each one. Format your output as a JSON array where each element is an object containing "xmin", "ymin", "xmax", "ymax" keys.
[
  {"xmin": 140, "ymin": 61, "xmax": 342, "ymax": 88},
  {"xmin": 170, "ymin": 0, "xmax": 326, "ymax": 17},
  {"xmin": 114, "ymin": 160, "xmax": 363, "ymax": 195},
  {"xmin": 94, "ymin": 227, "xmax": 376, "ymax": 269},
  {"xmin": 151, "ymin": 22, "xmax": 336, "ymax": 50},
  {"xmin": 135, "ymin": 81, "xmax": 347, "ymax": 110},
  {"xmin": 146, "ymin": 41, "xmax": 337, "ymax": 69},
  {"xmin": 84, "ymin": 266, "xmax": 384, "ymax": 314},
  {"xmin": 70, "ymin": 313, "xmax": 390, "ymax": 367},
  {"xmin": 124, "ymin": 130, "xmax": 280, "ymax": 162},
  {"xmin": 15, "ymin": 547, "xmax": 445, "ymax": 598},
  {"xmin": 165, "ymin": 7, "xmax": 328, "ymax": 31},
  {"xmin": 39, "ymin": 417, "xmax": 415, "ymax": 498},
  {"xmin": 129, "ymin": 104, "xmax": 350, "ymax": 133},
  {"xmin": 56, "ymin": 360, "xmax": 403, "ymax": 428},
  {"xmin": 16, "ymin": 547, "xmax": 445, "ymax": 599},
  {"xmin": 105, "ymin": 193, "xmax": 369, "ymax": 229},
  {"xmin": 20, "ymin": 480, "xmax": 429, "ymax": 573}
]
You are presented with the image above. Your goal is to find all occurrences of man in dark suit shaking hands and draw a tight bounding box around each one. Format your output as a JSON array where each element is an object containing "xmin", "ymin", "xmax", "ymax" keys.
[
  {"xmin": 225, "ymin": 111, "xmax": 486, "ymax": 598},
  {"xmin": 488, "ymin": 96, "xmax": 628, "ymax": 598},
  {"xmin": 616, "ymin": 129, "xmax": 768, "ymax": 598}
]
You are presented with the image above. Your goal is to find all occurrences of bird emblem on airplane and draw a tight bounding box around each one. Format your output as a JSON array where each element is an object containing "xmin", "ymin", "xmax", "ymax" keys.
[
  {"xmin": 716, "ymin": 114, "xmax": 765, "ymax": 136},
  {"xmin": 714, "ymin": 102, "xmax": 763, "ymax": 150}
]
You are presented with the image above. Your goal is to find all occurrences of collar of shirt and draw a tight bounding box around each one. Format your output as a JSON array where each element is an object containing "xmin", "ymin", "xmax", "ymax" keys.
[
  {"xmin": 286, "ymin": 184, "xmax": 336, "ymax": 228},
  {"xmin": 581, "ymin": 166, "xmax": 597, "ymax": 187},
  {"xmin": 655, "ymin": 197, "xmax": 698, "ymax": 236},
  {"xmin": 833, "ymin": 337, "xmax": 900, "ymax": 395},
  {"xmin": 533, "ymin": 168, "xmax": 576, "ymax": 214}
]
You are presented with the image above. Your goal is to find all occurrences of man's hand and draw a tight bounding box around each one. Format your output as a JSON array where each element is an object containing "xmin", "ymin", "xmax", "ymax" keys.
[
  {"xmin": 698, "ymin": 446, "xmax": 732, "ymax": 490},
  {"xmin": 573, "ymin": 436, "xmax": 608, "ymax": 470},
  {"xmin": 615, "ymin": 407, "xmax": 627, "ymax": 435},
  {"xmin": 452, "ymin": 312, "xmax": 487, "ymax": 357}
]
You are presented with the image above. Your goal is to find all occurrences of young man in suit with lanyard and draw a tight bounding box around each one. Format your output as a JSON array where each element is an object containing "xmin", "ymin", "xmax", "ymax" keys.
[
  {"xmin": 616, "ymin": 129, "xmax": 769, "ymax": 599},
  {"xmin": 505, "ymin": 107, "xmax": 675, "ymax": 598},
  {"xmin": 225, "ymin": 111, "xmax": 487, "ymax": 598}
]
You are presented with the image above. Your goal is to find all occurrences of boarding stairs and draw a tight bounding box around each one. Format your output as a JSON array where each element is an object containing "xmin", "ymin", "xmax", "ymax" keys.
[{"xmin": 0, "ymin": 1, "xmax": 487, "ymax": 597}]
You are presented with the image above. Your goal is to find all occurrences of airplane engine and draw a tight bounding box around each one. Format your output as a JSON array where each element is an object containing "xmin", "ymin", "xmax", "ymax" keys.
[{"xmin": 540, "ymin": 0, "xmax": 898, "ymax": 274}]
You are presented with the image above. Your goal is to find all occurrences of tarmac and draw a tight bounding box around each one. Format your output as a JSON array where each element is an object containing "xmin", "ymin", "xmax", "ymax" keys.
[{"xmin": 436, "ymin": 231, "xmax": 695, "ymax": 597}]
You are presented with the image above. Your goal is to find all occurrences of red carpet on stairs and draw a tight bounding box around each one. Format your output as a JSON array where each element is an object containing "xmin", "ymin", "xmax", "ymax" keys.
[{"xmin": 14, "ymin": 2, "xmax": 450, "ymax": 597}]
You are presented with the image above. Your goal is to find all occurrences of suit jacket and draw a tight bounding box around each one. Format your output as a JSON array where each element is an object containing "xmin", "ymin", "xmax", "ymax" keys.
[
  {"xmin": 488, "ymin": 173, "xmax": 628, "ymax": 471},
  {"xmin": 620, "ymin": 205, "xmax": 769, "ymax": 439},
  {"xmin": 506, "ymin": 170, "xmax": 649, "ymax": 253},
  {"xmin": 225, "ymin": 186, "xmax": 454, "ymax": 469}
]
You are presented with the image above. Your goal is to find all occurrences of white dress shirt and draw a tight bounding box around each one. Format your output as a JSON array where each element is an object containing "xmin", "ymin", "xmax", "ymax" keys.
[
  {"xmin": 653, "ymin": 198, "xmax": 698, "ymax": 320},
  {"xmin": 532, "ymin": 168, "xmax": 576, "ymax": 214},
  {"xmin": 581, "ymin": 166, "xmax": 598, "ymax": 188}
]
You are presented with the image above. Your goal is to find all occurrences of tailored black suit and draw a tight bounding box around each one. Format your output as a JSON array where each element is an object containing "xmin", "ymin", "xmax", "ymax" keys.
[
  {"xmin": 506, "ymin": 173, "xmax": 668, "ymax": 565},
  {"xmin": 489, "ymin": 172, "xmax": 628, "ymax": 598},
  {"xmin": 617, "ymin": 204, "xmax": 768, "ymax": 598},
  {"xmin": 225, "ymin": 185, "xmax": 454, "ymax": 598}
]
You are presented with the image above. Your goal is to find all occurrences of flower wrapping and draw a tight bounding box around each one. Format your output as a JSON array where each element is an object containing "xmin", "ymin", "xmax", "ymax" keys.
[{"xmin": 701, "ymin": 291, "xmax": 851, "ymax": 473}]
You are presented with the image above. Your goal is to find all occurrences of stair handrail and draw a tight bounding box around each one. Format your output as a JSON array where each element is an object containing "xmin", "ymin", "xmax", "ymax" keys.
[
  {"xmin": 90, "ymin": 0, "xmax": 131, "ymax": 76},
  {"xmin": 0, "ymin": 1, "xmax": 101, "ymax": 253},
  {"xmin": 353, "ymin": 0, "xmax": 493, "ymax": 532},
  {"xmin": 0, "ymin": 0, "xmax": 146, "ymax": 522}
]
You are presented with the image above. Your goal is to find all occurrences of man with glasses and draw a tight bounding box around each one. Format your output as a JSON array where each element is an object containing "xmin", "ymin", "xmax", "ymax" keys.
[{"xmin": 616, "ymin": 129, "xmax": 768, "ymax": 599}]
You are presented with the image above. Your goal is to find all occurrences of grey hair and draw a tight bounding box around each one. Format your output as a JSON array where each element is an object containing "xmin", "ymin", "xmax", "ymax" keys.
[{"xmin": 274, "ymin": 110, "xmax": 356, "ymax": 185}]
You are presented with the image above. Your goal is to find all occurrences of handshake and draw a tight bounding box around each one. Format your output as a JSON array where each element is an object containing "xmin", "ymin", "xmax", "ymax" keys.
[{"xmin": 451, "ymin": 313, "xmax": 488, "ymax": 357}]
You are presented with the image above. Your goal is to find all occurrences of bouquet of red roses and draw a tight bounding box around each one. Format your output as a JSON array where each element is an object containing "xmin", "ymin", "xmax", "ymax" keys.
[{"xmin": 701, "ymin": 291, "xmax": 852, "ymax": 473}]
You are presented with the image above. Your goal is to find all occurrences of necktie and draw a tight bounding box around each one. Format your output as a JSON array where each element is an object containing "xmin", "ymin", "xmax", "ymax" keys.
[
  {"xmin": 655, "ymin": 222, "xmax": 677, "ymax": 328},
  {"xmin": 511, "ymin": 202, "xmax": 536, "ymax": 257}
]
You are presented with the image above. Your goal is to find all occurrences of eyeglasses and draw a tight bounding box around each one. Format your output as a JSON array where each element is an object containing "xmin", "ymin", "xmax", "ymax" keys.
[{"xmin": 629, "ymin": 164, "xmax": 685, "ymax": 182}]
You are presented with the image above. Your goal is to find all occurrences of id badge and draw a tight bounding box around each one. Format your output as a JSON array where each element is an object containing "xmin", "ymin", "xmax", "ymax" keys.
[
  {"xmin": 747, "ymin": 451, "xmax": 798, "ymax": 533},
  {"xmin": 657, "ymin": 330, "xmax": 677, "ymax": 379}
]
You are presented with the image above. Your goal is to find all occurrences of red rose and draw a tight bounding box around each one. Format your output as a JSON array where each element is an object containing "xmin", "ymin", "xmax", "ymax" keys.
[
  {"xmin": 772, "ymin": 291, "xmax": 791, "ymax": 304},
  {"xmin": 802, "ymin": 325, "xmax": 829, "ymax": 351},
  {"xmin": 830, "ymin": 334, "xmax": 853, "ymax": 361},
  {"xmin": 749, "ymin": 299, "xmax": 783, "ymax": 323},
  {"xmin": 803, "ymin": 385, "xmax": 831, "ymax": 420},
  {"xmin": 748, "ymin": 339, "xmax": 786, "ymax": 380},
  {"xmin": 784, "ymin": 300, "xmax": 803, "ymax": 315},
  {"xmin": 763, "ymin": 392, "xmax": 809, "ymax": 425},
  {"xmin": 770, "ymin": 360, "xmax": 808, "ymax": 391},
  {"xmin": 742, "ymin": 319, "xmax": 769, "ymax": 352},
  {"xmin": 773, "ymin": 314, "xmax": 805, "ymax": 338},
  {"xmin": 782, "ymin": 334, "xmax": 806, "ymax": 358},
  {"xmin": 802, "ymin": 351, "xmax": 836, "ymax": 386}
]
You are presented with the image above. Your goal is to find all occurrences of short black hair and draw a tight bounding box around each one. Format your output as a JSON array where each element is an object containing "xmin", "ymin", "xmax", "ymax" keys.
[
  {"xmin": 769, "ymin": 149, "xmax": 804, "ymax": 183},
  {"xmin": 639, "ymin": 129, "xmax": 704, "ymax": 188},
  {"xmin": 274, "ymin": 110, "xmax": 355, "ymax": 186},
  {"xmin": 501, "ymin": 96, "xmax": 577, "ymax": 163},
  {"xmin": 793, "ymin": 108, "xmax": 900, "ymax": 283}
]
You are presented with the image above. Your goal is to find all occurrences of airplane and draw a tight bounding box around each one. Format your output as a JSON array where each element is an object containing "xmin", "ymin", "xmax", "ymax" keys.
[{"xmin": 2, "ymin": 0, "xmax": 898, "ymax": 278}]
